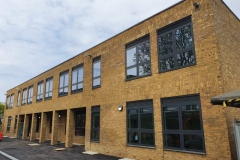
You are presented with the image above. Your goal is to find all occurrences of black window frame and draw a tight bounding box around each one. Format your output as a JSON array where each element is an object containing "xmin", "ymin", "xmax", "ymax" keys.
[
  {"xmin": 92, "ymin": 56, "xmax": 101, "ymax": 89},
  {"xmin": 37, "ymin": 81, "xmax": 44, "ymax": 102},
  {"xmin": 157, "ymin": 16, "xmax": 196, "ymax": 73},
  {"xmin": 125, "ymin": 35, "xmax": 151, "ymax": 80},
  {"xmin": 22, "ymin": 88, "xmax": 27, "ymax": 105},
  {"xmin": 45, "ymin": 77, "xmax": 53, "ymax": 100},
  {"xmin": 17, "ymin": 91, "xmax": 20, "ymax": 106},
  {"xmin": 91, "ymin": 106, "xmax": 100, "ymax": 142},
  {"xmin": 9, "ymin": 94, "xmax": 14, "ymax": 108},
  {"xmin": 14, "ymin": 115, "xmax": 18, "ymax": 133},
  {"xmin": 27, "ymin": 85, "xmax": 33, "ymax": 104},
  {"xmin": 59, "ymin": 70, "xmax": 69, "ymax": 97},
  {"xmin": 161, "ymin": 94, "xmax": 205, "ymax": 153},
  {"xmin": 75, "ymin": 110, "xmax": 86, "ymax": 136},
  {"xmin": 6, "ymin": 95, "xmax": 10, "ymax": 109},
  {"xmin": 127, "ymin": 100, "xmax": 155, "ymax": 147},
  {"xmin": 7, "ymin": 116, "xmax": 12, "ymax": 132},
  {"xmin": 71, "ymin": 64, "xmax": 84, "ymax": 94}
]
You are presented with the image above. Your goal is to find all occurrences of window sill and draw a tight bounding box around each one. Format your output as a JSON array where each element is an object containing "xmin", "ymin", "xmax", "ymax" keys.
[
  {"xmin": 71, "ymin": 90, "xmax": 83, "ymax": 95},
  {"xmin": 27, "ymin": 102, "xmax": 32, "ymax": 105},
  {"xmin": 126, "ymin": 74, "xmax": 151, "ymax": 82},
  {"xmin": 58, "ymin": 94, "xmax": 68, "ymax": 98},
  {"xmin": 164, "ymin": 148, "xmax": 206, "ymax": 155},
  {"xmin": 127, "ymin": 144, "xmax": 155, "ymax": 149},
  {"xmin": 44, "ymin": 97, "xmax": 52, "ymax": 101},
  {"xmin": 92, "ymin": 85, "xmax": 101, "ymax": 89},
  {"xmin": 36, "ymin": 100, "xmax": 42, "ymax": 103}
]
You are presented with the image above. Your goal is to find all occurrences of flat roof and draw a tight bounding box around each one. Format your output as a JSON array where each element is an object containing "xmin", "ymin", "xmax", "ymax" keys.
[{"xmin": 211, "ymin": 90, "xmax": 240, "ymax": 103}]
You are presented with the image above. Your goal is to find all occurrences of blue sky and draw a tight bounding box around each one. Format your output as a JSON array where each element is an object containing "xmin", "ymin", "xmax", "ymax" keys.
[{"xmin": 0, "ymin": 0, "xmax": 239, "ymax": 102}]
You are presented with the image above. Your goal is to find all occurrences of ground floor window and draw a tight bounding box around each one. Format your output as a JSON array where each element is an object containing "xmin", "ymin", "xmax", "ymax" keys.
[
  {"xmin": 161, "ymin": 94, "xmax": 205, "ymax": 153},
  {"xmin": 75, "ymin": 111, "xmax": 86, "ymax": 136},
  {"xmin": 7, "ymin": 116, "xmax": 12, "ymax": 132},
  {"xmin": 91, "ymin": 106, "xmax": 100, "ymax": 141},
  {"xmin": 127, "ymin": 100, "xmax": 155, "ymax": 147}
]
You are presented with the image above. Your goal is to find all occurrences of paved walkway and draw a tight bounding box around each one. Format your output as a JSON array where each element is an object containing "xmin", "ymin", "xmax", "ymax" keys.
[{"xmin": 0, "ymin": 137, "xmax": 120, "ymax": 160}]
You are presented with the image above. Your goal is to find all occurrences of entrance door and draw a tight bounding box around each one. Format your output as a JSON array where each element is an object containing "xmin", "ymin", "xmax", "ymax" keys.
[{"xmin": 19, "ymin": 122, "xmax": 24, "ymax": 139}]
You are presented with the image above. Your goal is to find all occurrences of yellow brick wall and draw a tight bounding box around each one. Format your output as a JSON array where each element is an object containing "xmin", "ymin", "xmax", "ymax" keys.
[{"xmin": 2, "ymin": 0, "xmax": 239, "ymax": 159}]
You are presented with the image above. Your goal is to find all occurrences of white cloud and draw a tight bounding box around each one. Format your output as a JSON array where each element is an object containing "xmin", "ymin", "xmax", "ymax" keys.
[{"xmin": 0, "ymin": 0, "xmax": 239, "ymax": 102}]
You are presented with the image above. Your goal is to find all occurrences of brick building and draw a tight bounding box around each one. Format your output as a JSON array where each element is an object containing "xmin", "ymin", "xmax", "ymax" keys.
[{"xmin": 2, "ymin": 0, "xmax": 240, "ymax": 159}]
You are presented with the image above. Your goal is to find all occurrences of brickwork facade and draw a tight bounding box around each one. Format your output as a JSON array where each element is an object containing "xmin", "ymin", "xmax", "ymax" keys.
[{"xmin": 2, "ymin": 0, "xmax": 240, "ymax": 159}]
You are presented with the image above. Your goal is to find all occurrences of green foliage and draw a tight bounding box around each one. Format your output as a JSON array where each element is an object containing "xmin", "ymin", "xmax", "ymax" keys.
[{"xmin": 0, "ymin": 103, "xmax": 4, "ymax": 116}]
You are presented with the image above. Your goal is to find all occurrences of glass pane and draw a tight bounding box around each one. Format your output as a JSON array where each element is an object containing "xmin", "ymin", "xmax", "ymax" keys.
[
  {"xmin": 175, "ymin": 25, "xmax": 193, "ymax": 51},
  {"xmin": 63, "ymin": 87, "xmax": 68, "ymax": 94},
  {"xmin": 45, "ymin": 81, "xmax": 49, "ymax": 92},
  {"xmin": 76, "ymin": 128, "xmax": 85, "ymax": 136},
  {"xmin": 184, "ymin": 134, "xmax": 203, "ymax": 151},
  {"xmin": 93, "ymin": 61, "xmax": 101, "ymax": 77},
  {"xmin": 72, "ymin": 70, "xmax": 78, "ymax": 84},
  {"xmin": 163, "ymin": 107, "xmax": 179, "ymax": 130},
  {"xmin": 49, "ymin": 80, "xmax": 53, "ymax": 91},
  {"xmin": 93, "ymin": 78, "xmax": 100, "ymax": 87},
  {"xmin": 64, "ymin": 74, "xmax": 69, "ymax": 86},
  {"xmin": 77, "ymin": 83, "xmax": 83, "ymax": 90},
  {"xmin": 128, "ymin": 109, "xmax": 138, "ymax": 129},
  {"xmin": 141, "ymin": 132, "xmax": 154, "ymax": 146},
  {"xmin": 60, "ymin": 76, "xmax": 64, "ymax": 88},
  {"xmin": 92, "ymin": 112, "xmax": 100, "ymax": 128},
  {"xmin": 160, "ymin": 56, "xmax": 174, "ymax": 71},
  {"xmin": 91, "ymin": 130, "xmax": 99, "ymax": 141},
  {"xmin": 72, "ymin": 85, "xmax": 77, "ymax": 92},
  {"xmin": 37, "ymin": 85, "xmax": 40, "ymax": 95},
  {"xmin": 137, "ymin": 42, "xmax": 150, "ymax": 64},
  {"xmin": 49, "ymin": 92, "xmax": 52, "ymax": 97},
  {"xmin": 78, "ymin": 68, "xmax": 84, "ymax": 82},
  {"xmin": 126, "ymin": 47, "xmax": 136, "ymax": 67},
  {"xmin": 177, "ymin": 50, "xmax": 195, "ymax": 67},
  {"xmin": 139, "ymin": 63, "xmax": 151, "ymax": 76},
  {"xmin": 164, "ymin": 134, "xmax": 181, "ymax": 148},
  {"xmin": 140, "ymin": 108, "xmax": 153, "ymax": 129},
  {"xmin": 59, "ymin": 89, "xmax": 63, "ymax": 95},
  {"xmin": 128, "ymin": 132, "xmax": 139, "ymax": 144},
  {"xmin": 182, "ymin": 104, "xmax": 201, "ymax": 130},
  {"xmin": 159, "ymin": 32, "xmax": 173, "ymax": 56},
  {"xmin": 127, "ymin": 67, "xmax": 137, "ymax": 79}
]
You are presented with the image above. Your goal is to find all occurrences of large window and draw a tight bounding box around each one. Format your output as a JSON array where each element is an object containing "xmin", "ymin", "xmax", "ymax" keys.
[
  {"xmin": 158, "ymin": 17, "xmax": 196, "ymax": 72},
  {"xmin": 91, "ymin": 106, "xmax": 100, "ymax": 141},
  {"xmin": 75, "ymin": 111, "xmax": 86, "ymax": 136},
  {"xmin": 27, "ymin": 86, "xmax": 33, "ymax": 104},
  {"xmin": 126, "ymin": 35, "xmax": 151, "ymax": 80},
  {"xmin": 161, "ymin": 95, "xmax": 205, "ymax": 153},
  {"xmin": 59, "ymin": 71, "xmax": 69, "ymax": 96},
  {"xmin": 17, "ymin": 91, "xmax": 20, "ymax": 106},
  {"xmin": 92, "ymin": 57, "xmax": 101, "ymax": 88},
  {"xmin": 22, "ymin": 88, "xmax": 27, "ymax": 105},
  {"xmin": 127, "ymin": 100, "xmax": 154, "ymax": 147},
  {"xmin": 10, "ymin": 94, "xmax": 14, "ymax": 108},
  {"xmin": 72, "ymin": 64, "xmax": 84, "ymax": 93},
  {"xmin": 45, "ymin": 77, "xmax": 53, "ymax": 100},
  {"xmin": 7, "ymin": 116, "xmax": 12, "ymax": 132},
  {"xmin": 6, "ymin": 96, "xmax": 10, "ymax": 109},
  {"xmin": 37, "ymin": 81, "xmax": 44, "ymax": 102}
]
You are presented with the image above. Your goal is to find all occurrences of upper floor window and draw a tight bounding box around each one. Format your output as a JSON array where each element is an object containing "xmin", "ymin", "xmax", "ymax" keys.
[
  {"xmin": 72, "ymin": 64, "xmax": 84, "ymax": 93},
  {"xmin": 27, "ymin": 86, "xmax": 33, "ymax": 104},
  {"xmin": 37, "ymin": 81, "xmax": 44, "ymax": 102},
  {"xmin": 45, "ymin": 77, "xmax": 53, "ymax": 100},
  {"xmin": 6, "ymin": 96, "xmax": 10, "ymax": 109},
  {"xmin": 161, "ymin": 94, "xmax": 205, "ymax": 153},
  {"xmin": 10, "ymin": 94, "xmax": 14, "ymax": 108},
  {"xmin": 93, "ymin": 56, "xmax": 101, "ymax": 89},
  {"xmin": 158, "ymin": 17, "xmax": 196, "ymax": 72},
  {"xmin": 17, "ymin": 91, "xmax": 20, "ymax": 106},
  {"xmin": 59, "ymin": 71, "xmax": 69, "ymax": 96},
  {"xmin": 126, "ymin": 35, "xmax": 151, "ymax": 80},
  {"xmin": 22, "ymin": 88, "xmax": 27, "ymax": 105}
]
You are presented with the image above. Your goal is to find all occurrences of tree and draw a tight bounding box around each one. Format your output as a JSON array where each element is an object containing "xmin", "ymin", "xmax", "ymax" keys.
[{"xmin": 0, "ymin": 103, "xmax": 4, "ymax": 117}]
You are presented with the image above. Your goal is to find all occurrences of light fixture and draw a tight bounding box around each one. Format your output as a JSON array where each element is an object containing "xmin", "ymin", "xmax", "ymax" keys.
[
  {"xmin": 59, "ymin": 114, "xmax": 61, "ymax": 118},
  {"xmin": 193, "ymin": 2, "xmax": 200, "ymax": 9},
  {"xmin": 118, "ymin": 105, "xmax": 123, "ymax": 111},
  {"xmin": 38, "ymin": 116, "xmax": 41, "ymax": 119},
  {"xmin": 85, "ymin": 54, "xmax": 92, "ymax": 58}
]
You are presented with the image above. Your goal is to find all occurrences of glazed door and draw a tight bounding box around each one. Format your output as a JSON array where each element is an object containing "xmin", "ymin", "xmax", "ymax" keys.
[{"xmin": 19, "ymin": 122, "xmax": 24, "ymax": 139}]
